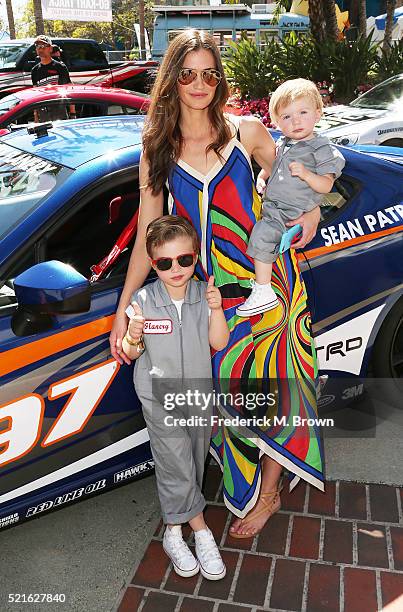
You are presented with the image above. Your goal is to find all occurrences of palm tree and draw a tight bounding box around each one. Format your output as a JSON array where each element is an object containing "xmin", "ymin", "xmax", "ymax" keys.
[
  {"xmin": 383, "ymin": 0, "xmax": 397, "ymax": 54},
  {"xmin": 33, "ymin": 0, "xmax": 45, "ymax": 36},
  {"xmin": 323, "ymin": 0, "xmax": 338, "ymax": 41},
  {"xmin": 139, "ymin": 0, "xmax": 146, "ymax": 60},
  {"xmin": 308, "ymin": 0, "xmax": 325, "ymax": 45},
  {"xmin": 5, "ymin": 0, "xmax": 16, "ymax": 39},
  {"xmin": 358, "ymin": 0, "xmax": 367, "ymax": 37}
]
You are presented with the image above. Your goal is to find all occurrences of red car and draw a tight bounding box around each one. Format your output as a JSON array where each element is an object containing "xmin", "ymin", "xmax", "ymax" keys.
[{"xmin": 0, "ymin": 84, "xmax": 150, "ymax": 135}]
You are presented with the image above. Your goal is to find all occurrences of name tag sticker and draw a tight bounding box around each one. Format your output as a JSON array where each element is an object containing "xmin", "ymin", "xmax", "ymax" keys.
[{"xmin": 143, "ymin": 319, "xmax": 173, "ymax": 334}]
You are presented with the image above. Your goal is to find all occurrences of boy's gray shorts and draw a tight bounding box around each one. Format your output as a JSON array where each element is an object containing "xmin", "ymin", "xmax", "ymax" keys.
[{"xmin": 246, "ymin": 200, "xmax": 310, "ymax": 264}]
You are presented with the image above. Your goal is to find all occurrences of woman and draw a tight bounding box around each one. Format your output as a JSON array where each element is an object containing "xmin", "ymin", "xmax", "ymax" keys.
[{"xmin": 110, "ymin": 30, "xmax": 324, "ymax": 538}]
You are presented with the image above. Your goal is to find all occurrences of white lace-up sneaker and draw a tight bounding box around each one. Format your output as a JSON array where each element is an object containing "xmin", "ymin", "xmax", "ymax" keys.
[
  {"xmin": 236, "ymin": 281, "xmax": 279, "ymax": 317},
  {"xmin": 163, "ymin": 525, "xmax": 200, "ymax": 578},
  {"xmin": 194, "ymin": 527, "xmax": 226, "ymax": 581}
]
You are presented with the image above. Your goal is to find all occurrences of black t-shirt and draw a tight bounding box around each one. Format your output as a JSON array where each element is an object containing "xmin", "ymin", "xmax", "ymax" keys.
[{"xmin": 31, "ymin": 59, "xmax": 71, "ymax": 87}]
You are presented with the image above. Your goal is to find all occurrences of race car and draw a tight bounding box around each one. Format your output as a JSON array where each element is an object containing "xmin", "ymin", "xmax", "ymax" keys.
[
  {"xmin": 317, "ymin": 73, "xmax": 403, "ymax": 147},
  {"xmin": 0, "ymin": 117, "xmax": 401, "ymax": 528},
  {"xmin": 0, "ymin": 84, "xmax": 149, "ymax": 136}
]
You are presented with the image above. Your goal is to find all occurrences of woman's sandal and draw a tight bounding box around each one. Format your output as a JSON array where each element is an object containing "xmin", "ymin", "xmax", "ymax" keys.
[{"xmin": 229, "ymin": 478, "xmax": 284, "ymax": 540}]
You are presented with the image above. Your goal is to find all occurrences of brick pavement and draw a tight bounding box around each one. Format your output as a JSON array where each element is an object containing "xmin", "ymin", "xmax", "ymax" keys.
[{"xmin": 115, "ymin": 464, "xmax": 403, "ymax": 612}]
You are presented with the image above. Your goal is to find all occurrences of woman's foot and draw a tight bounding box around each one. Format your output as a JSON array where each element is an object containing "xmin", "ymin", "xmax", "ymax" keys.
[
  {"xmin": 229, "ymin": 481, "xmax": 283, "ymax": 538},
  {"xmin": 229, "ymin": 517, "xmax": 243, "ymax": 535}
]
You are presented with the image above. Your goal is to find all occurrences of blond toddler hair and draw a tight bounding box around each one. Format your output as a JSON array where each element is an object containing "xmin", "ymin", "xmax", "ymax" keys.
[{"xmin": 269, "ymin": 78, "xmax": 323, "ymax": 123}]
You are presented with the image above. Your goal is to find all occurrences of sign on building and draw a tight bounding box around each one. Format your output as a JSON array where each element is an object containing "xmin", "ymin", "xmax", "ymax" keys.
[{"xmin": 41, "ymin": 0, "xmax": 112, "ymax": 23}]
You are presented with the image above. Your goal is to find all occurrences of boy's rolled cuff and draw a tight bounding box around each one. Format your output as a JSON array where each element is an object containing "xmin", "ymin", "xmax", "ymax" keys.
[{"xmin": 162, "ymin": 495, "xmax": 206, "ymax": 525}]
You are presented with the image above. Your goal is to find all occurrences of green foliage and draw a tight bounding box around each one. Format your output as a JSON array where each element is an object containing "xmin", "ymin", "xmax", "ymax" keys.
[
  {"xmin": 224, "ymin": 30, "xmax": 383, "ymax": 103},
  {"xmin": 224, "ymin": 35, "xmax": 282, "ymax": 99},
  {"xmin": 374, "ymin": 38, "xmax": 403, "ymax": 82},
  {"xmin": 276, "ymin": 32, "xmax": 330, "ymax": 82},
  {"xmin": 322, "ymin": 32, "xmax": 379, "ymax": 102}
]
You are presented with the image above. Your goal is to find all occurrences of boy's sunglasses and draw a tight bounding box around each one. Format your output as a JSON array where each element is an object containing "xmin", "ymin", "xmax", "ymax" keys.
[
  {"xmin": 151, "ymin": 252, "xmax": 196, "ymax": 271},
  {"xmin": 177, "ymin": 68, "xmax": 222, "ymax": 87},
  {"xmin": 35, "ymin": 44, "xmax": 51, "ymax": 49}
]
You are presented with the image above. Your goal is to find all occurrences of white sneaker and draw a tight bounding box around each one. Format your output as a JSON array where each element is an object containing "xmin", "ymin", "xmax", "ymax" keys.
[
  {"xmin": 236, "ymin": 281, "xmax": 279, "ymax": 317},
  {"xmin": 163, "ymin": 525, "xmax": 199, "ymax": 578},
  {"xmin": 194, "ymin": 527, "xmax": 226, "ymax": 581}
]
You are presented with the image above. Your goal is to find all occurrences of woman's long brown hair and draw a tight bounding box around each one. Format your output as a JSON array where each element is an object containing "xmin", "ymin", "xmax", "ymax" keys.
[{"xmin": 142, "ymin": 29, "xmax": 231, "ymax": 195}]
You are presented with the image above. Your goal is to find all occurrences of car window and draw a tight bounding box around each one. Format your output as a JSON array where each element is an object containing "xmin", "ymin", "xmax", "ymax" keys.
[
  {"xmin": 106, "ymin": 103, "xmax": 148, "ymax": 116},
  {"xmin": 319, "ymin": 176, "xmax": 356, "ymax": 221},
  {"xmin": 44, "ymin": 177, "xmax": 140, "ymax": 279},
  {"xmin": 62, "ymin": 42, "xmax": 107, "ymax": 70},
  {"xmin": 124, "ymin": 104, "xmax": 147, "ymax": 115},
  {"xmin": 0, "ymin": 143, "xmax": 69, "ymax": 241},
  {"xmin": 0, "ymin": 95, "xmax": 21, "ymax": 118},
  {"xmin": 0, "ymin": 43, "xmax": 31, "ymax": 68},
  {"xmin": 107, "ymin": 104, "xmax": 125, "ymax": 115},
  {"xmin": 12, "ymin": 107, "xmax": 35, "ymax": 124},
  {"xmin": 74, "ymin": 102, "xmax": 106, "ymax": 118},
  {"xmin": 351, "ymin": 76, "xmax": 403, "ymax": 111}
]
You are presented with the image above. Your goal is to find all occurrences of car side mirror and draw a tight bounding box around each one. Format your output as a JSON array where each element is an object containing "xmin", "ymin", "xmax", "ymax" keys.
[{"xmin": 12, "ymin": 260, "xmax": 91, "ymax": 336}]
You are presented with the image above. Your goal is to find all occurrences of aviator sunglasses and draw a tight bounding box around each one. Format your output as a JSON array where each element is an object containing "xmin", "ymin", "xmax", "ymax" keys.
[
  {"xmin": 177, "ymin": 68, "xmax": 222, "ymax": 87},
  {"xmin": 151, "ymin": 252, "xmax": 196, "ymax": 271}
]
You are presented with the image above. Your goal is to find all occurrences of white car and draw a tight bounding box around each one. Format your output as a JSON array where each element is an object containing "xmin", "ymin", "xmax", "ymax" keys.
[{"xmin": 316, "ymin": 73, "xmax": 403, "ymax": 147}]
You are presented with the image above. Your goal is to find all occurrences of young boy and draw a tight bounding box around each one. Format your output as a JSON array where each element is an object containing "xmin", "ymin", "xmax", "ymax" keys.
[
  {"xmin": 122, "ymin": 215, "xmax": 230, "ymax": 580},
  {"xmin": 236, "ymin": 78, "xmax": 345, "ymax": 317}
]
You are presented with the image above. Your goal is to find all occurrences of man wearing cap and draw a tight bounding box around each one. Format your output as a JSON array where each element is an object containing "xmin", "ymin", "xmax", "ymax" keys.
[
  {"xmin": 31, "ymin": 36, "xmax": 71, "ymax": 87},
  {"xmin": 31, "ymin": 35, "xmax": 75, "ymax": 122}
]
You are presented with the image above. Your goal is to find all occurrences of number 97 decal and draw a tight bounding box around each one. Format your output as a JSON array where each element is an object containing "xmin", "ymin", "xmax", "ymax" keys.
[{"xmin": 0, "ymin": 359, "xmax": 120, "ymax": 469}]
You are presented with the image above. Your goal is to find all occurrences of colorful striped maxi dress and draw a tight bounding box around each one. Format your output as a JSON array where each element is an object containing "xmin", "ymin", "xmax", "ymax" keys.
[{"xmin": 167, "ymin": 128, "xmax": 325, "ymax": 518}]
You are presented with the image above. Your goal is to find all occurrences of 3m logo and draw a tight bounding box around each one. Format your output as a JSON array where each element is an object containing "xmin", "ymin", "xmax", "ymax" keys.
[{"xmin": 0, "ymin": 359, "xmax": 119, "ymax": 468}]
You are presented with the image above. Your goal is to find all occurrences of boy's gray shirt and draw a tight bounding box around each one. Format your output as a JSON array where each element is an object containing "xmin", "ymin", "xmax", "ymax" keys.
[
  {"xmin": 132, "ymin": 278, "xmax": 212, "ymax": 388},
  {"xmin": 263, "ymin": 133, "xmax": 345, "ymax": 211}
]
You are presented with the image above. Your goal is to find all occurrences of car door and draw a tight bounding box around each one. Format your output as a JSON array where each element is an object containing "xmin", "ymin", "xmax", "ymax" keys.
[
  {"xmin": 0, "ymin": 164, "xmax": 152, "ymax": 526},
  {"xmin": 61, "ymin": 41, "xmax": 110, "ymax": 84},
  {"xmin": 300, "ymin": 154, "xmax": 403, "ymax": 400}
]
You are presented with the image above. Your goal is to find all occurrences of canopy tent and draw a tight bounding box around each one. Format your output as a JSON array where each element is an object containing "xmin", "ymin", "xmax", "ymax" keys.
[{"xmin": 375, "ymin": 6, "xmax": 403, "ymax": 30}]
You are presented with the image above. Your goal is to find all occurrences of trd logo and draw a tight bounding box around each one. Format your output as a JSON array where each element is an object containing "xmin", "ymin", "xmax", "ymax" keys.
[{"xmin": 316, "ymin": 337, "xmax": 363, "ymax": 361}]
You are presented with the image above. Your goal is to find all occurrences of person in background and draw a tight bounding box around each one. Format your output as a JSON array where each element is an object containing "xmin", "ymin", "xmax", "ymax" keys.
[
  {"xmin": 52, "ymin": 44, "xmax": 63, "ymax": 61},
  {"xmin": 31, "ymin": 35, "xmax": 76, "ymax": 122}
]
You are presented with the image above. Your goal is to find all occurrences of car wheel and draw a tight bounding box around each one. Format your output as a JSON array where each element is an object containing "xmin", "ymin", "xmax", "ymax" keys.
[
  {"xmin": 382, "ymin": 138, "xmax": 403, "ymax": 147},
  {"xmin": 371, "ymin": 297, "xmax": 403, "ymax": 404}
]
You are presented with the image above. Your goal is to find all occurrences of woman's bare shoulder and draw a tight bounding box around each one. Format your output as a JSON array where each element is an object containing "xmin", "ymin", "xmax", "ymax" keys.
[
  {"xmin": 224, "ymin": 113, "xmax": 267, "ymax": 137},
  {"xmin": 239, "ymin": 115, "xmax": 268, "ymax": 133}
]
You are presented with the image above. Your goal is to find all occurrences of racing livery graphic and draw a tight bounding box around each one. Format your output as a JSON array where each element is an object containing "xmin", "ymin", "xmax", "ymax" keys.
[{"xmin": 0, "ymin": 117, "xmax": 402, "ymax": 527}]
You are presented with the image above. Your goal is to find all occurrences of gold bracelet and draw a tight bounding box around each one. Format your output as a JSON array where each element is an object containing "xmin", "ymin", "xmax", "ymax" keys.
[
  {"xmin": 123, "ymin": 334, "xmax": 137, "ymax": 346},
  {"xmin": 124, "ymin": 334, "xmax": 145, "ymax": 353}
]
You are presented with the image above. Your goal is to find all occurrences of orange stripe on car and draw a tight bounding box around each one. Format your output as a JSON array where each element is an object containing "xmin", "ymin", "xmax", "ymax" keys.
[
  {"xmin": 302, "ymin": 225, "xmax": 402, "ymax": 261},
  {"xmin": 0, "ymin": 315, "xmax": 115, "ymax": 378}
]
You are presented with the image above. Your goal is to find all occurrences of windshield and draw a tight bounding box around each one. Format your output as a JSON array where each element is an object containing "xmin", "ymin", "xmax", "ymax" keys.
[
  {"xmin": 351, "ymin": 76, "xmax": 403, "ymax": 110},
  {"xmin": 0, "ymin": 43, "xmax": 30, "ymax": 69},
  {"xmin": 0, "ymin": 143, "xmax": 69, "ymax": 241},
  {"xmin": 0, "ymin": 94, "xmax": 20, "ymax": 117}
]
